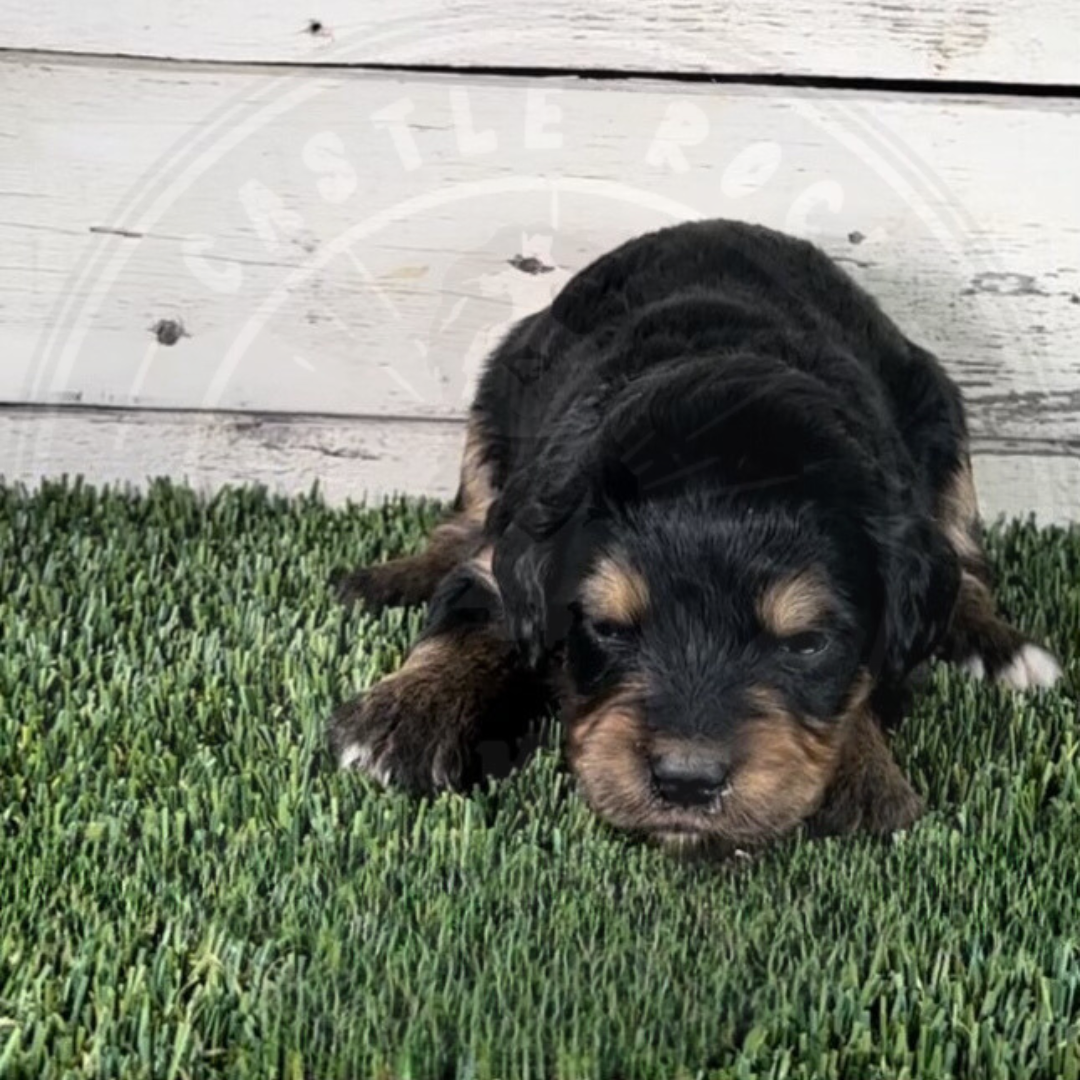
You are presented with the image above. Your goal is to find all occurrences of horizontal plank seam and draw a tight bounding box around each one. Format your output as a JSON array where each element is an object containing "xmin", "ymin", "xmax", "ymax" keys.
[
  {"xmin": 2, "ymin": 47, "xmax": 1080, "ymax": 101},
  {"xmin": 0, "ymin": 401, "xmax": 471, "ymax": 428},
  {"xmin": 2, "ymin": 402, "xmax": 1079, "ymax": 456}
]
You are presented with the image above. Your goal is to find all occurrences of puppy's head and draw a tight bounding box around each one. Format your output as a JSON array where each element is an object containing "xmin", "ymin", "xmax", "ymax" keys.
[
  {"xmin": 557, "ymin": 498, "xmax": 878, "ymax": 850},
  {"xmin": 491, "ymin": 361, "xmax": 957, "ymax": 849}
]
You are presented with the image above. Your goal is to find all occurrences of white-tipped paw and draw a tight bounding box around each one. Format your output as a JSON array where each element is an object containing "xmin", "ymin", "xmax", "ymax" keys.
[
  {"xmin": 996, "ymin": 643, "xmax": 1063, "ymax": 690},
  {"xmin": 960, "ymin": 643, "xmax": 1063, "ymax": 691},
  {"xmin": 328, "ymin": 679, "xmax": 474, "ymax": 794},
  {"xmin": 338, "ymin": 741, "xmax": 394, "ymax": 786},
  {"xmin": 959, "ymin": 655, "xmax": 987, "ymax": 681}
]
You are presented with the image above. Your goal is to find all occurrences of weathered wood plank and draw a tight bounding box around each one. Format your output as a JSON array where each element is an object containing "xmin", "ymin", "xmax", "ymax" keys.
[
  {"xmin": 2, "ymin": 56, "xmax": 1079, "ymax": 443},
  {"xmin": 0, "ymin": 407, "xmax": 464, "ymax": 505},
  {"xmin": 1, "ymin": 407, "xmax": 1076, "ymax": 522},
  {"xmin": 0, "ymin": 0, "xmax": 1077, "ymax": 84}
]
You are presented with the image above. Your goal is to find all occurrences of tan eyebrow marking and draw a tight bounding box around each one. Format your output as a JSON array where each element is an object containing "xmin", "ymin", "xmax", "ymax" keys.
[
  {"xmin": 580, "ymin": 556, "xmax": 649, "ymax": 625},
  {"xmin": 758, "ymin": 570, "xmax": 832, "ymax": 636}
]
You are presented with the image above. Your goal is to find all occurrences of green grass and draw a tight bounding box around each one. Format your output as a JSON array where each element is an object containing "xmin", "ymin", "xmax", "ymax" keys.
[{"xmin": 1, "ymin": 479, "xmax": 1079, "ymax": 1080}]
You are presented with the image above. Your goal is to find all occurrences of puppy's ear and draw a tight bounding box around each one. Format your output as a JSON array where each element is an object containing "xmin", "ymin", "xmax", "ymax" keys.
[
  {"xmin": 867, "ymin": 513, "xmax": 959, "ymax": 682},
  {"xmin": 493, "ymin": 498, "xmax": 600, "ymax": 669},
  {"xmin": 491, "ymin": 517, "xmax": 554, "ymax": 670}
]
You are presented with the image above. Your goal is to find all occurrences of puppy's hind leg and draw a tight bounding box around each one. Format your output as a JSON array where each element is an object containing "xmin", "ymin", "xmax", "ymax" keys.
[
  {"xmin": 332, "ymin": 514, "xmax": 483, "ymax": 610},
  {"xmin": 333, "ymin": 417, "xmax": 497, "ymax": 611},
  {"xmin": 935, "ymin": 455, "xmax": 1062, "ymax": 690}
]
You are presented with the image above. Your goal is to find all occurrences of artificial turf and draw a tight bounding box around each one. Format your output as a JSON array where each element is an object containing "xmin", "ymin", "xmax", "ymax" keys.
[{"xmin": 1, "ymin": 478, "xmax": 1079, "ymax": 1080}]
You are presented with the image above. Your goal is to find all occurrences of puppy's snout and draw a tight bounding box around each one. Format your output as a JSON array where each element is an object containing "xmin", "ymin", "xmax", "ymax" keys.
[{"xmin": 649, "ymin": 750, "xmax": 730, "ymax": 807}]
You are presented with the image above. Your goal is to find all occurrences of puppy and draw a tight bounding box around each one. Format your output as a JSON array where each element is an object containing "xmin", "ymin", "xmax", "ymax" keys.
[{"xmin": 328, "ymin": 220, "xmax": 1062, "ymax": 851}]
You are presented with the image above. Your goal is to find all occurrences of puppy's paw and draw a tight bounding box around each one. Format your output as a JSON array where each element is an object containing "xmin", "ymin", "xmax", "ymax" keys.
[
  {"xmin": 327, "ymin": 675, "xmax": 474, "ymax": 793},
  {"xmin": 995, "ymin": 642, "xmax": 1063, "ymax": 690},
  {"xmin": 860, "ymin": 774, "xmax": 924, "ymax": 837},
  {"xmin": 960, "ymin": 641, "xmax": 1063, "ymax": 691},
  {"xmin": 809, "ymin": 770, "xmax": 924, "ymax": 839},
  {"xmin": 807, "ymin": 712, "xmax": 924, "ymax": 841}
]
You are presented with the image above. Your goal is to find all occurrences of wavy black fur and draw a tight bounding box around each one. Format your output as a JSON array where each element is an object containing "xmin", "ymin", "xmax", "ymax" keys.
[{"xmin": 472, "ymin": 220, "xmax": 963, "ymax": 721}]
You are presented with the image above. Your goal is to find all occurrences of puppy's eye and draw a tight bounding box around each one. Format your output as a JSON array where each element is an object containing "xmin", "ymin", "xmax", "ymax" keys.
[
  {"xmin": 779, "ymin": 631, "xmax": 830, "ymax": 657},
  {"xmin": 589, "ymin": 619, "xmax": 637, "ymax": 644}
]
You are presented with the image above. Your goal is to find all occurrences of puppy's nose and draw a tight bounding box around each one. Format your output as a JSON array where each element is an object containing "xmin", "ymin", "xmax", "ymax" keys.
[{"xmin": 650, "ymin": 753, "xmax": 730, "ymax": 807}]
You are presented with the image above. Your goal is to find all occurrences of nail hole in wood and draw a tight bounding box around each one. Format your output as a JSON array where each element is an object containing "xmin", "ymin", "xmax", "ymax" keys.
[
  {"xmin": 150, "ymin": 318, "xmax": 189, "ymax": 346},
  {"xmin": 507, "ymin": 254, "xmax": 554, "ymax": 275}
]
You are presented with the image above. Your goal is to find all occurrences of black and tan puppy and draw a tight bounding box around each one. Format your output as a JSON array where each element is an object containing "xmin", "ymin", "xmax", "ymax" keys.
[{"xmin": 328, "ymin": 220, "xmax": 1062, "ymax": 851}]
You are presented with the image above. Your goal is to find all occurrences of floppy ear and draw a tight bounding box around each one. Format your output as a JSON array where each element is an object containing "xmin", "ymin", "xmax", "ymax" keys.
[
  {"xmin": 867, "ymin": 512, "xmax": 960, "ymax": 682},
  {"xmin": 492, "ymin": 494, "xmax": 601, "ymax": 670}
]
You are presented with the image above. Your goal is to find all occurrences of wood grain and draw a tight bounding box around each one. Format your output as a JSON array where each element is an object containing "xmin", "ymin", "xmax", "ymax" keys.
[
  {"xmin": 2, "ymin": 407, "xmax": 1076, "ymax": 523},
  {"xmin": 0, "ymin": 407, "xmax": 463, "ymax": 505},
  {"xmin": 2, "ymin": 55, "xmax": 1079, "ymax": 446},
  {"xmin": 0, "ymin": 0, "xmax": 1077, "ymax": 84}
]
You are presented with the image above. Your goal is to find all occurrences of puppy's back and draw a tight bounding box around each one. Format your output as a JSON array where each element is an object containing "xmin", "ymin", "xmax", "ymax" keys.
[{"xmin": 473, "ymin": 220, "xmax": 963, "ymax": 498}]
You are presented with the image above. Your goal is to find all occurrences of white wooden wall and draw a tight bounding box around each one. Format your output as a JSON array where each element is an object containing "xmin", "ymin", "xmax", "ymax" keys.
[{"xmin": 1, "ymin": 1, "xmax": 1078, "ymax": 518}]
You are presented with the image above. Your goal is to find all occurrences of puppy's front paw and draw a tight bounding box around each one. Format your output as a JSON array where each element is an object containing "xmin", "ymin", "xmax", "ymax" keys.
[
  {"xmin": 861, "ymin": 774, "xmax": 924, "ymax": 837},
  {"xmin": 807, "ymin": 709, "xmax": 924, "ymax": 839},
  {"xmin": 328, "ymin": 674, "xmax": 474, "ymax": 793},
  {"xmin": 809, "ymin": 768, "xmax": 923, "ymax": 839}
]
